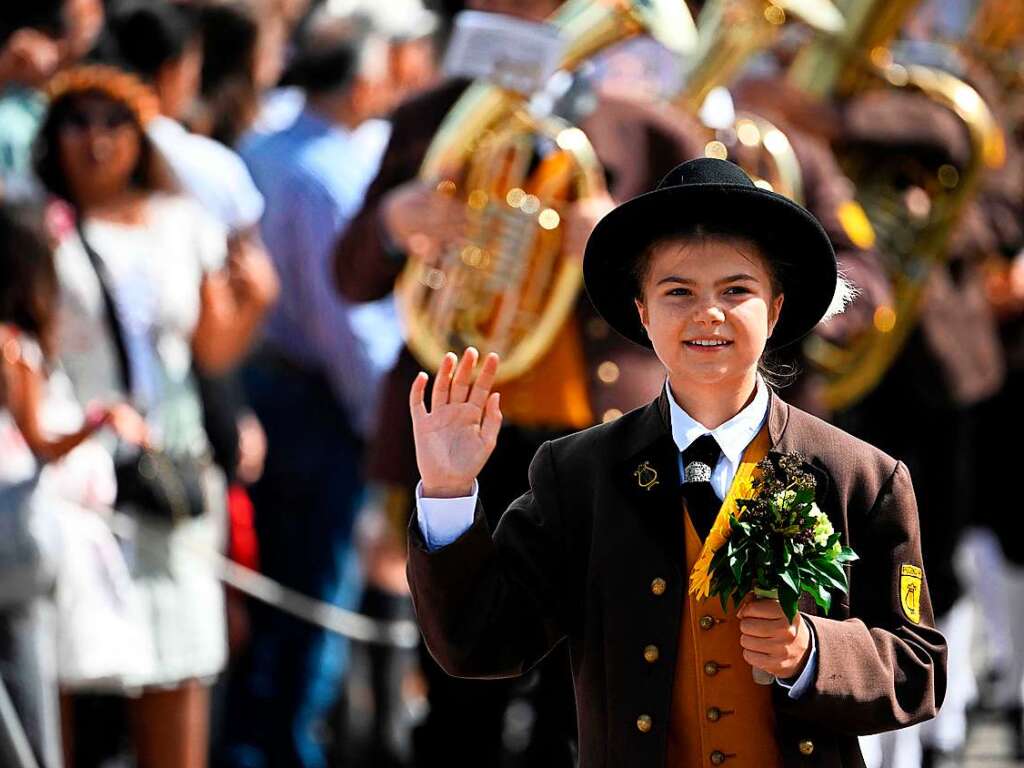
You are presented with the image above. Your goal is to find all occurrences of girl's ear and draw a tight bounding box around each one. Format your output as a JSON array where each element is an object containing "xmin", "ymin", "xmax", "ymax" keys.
[
  {"xmin": 767, "ymin": 293, "xmax": 784, "ymax": 336},
  {"xmin": 635, "ymin": 297, "xmax": 649, "ymax": 329}
]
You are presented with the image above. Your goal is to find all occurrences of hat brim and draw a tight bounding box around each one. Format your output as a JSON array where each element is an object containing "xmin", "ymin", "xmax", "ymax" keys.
[{"xmin": 582, "ymin": 182, "xmax": 838, "ymax": 350}]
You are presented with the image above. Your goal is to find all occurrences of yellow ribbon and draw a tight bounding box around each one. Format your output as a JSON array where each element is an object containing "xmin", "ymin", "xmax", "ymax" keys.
[{"xmin": 687, "ymin": 425, "xmax": 772, "ymax": 600}]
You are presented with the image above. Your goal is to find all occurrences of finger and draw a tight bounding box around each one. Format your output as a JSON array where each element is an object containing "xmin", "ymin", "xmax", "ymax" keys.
[
  {"xmin": 468, "ymin": 352, "xmax": 500, "ymax": 409},
  {"xmin": 739, "ymin": 617, "xmax": 790, "ymax": 638},
  {"xmin": 450, "ymin": 347, "xmax": 479, "ymax": 404},
  {"xmin": 480, "ymin": 392, "xmax": 502, "ymax": 447},
  {"xmin": 740, "ymin": 599, "xmax": 786, "ymax": 620},
  {"xmin": 431, "ymin": 352, "xmax": 457, "ymax": 410},
  {"xmin": 742, "ymin": 649, "xmax": 775, "ymax": 669},
  {"xmin": 409, "ymin": 372, "xmax": 429, "ymax": 421},
  {"xmin": 739, "ymin": 634, "xmax": 785, "ymax": 654}
]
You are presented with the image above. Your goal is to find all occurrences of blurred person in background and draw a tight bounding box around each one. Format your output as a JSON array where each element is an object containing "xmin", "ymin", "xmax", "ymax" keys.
[
  {"xmin": 0, "ymin": 0, "xmax": 103, "ymax": 202},
  {"xmin": 104, "ymin": 4, "xmax": 278, "ymax": 739},
  {"xmin": 1, "ymin": 202, "xmax": 151, "ymax": 768},
  {"xmin": 197, "ymin": 0, "xmax": 298, "ymax": 148},
  {"xmin": 108, "ymin": 0, "xmax": 267, "ymax": 234},
  {"xmin": 220, "ymin": 10, "xmax": 402, "ymax": 768},
  {"xmin": 32, "ymin": 63, "xmax": 276, "ymax": 768}
]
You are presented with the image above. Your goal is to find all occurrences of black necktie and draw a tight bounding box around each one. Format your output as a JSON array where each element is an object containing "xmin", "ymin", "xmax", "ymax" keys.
[{"xmin": 682, "ymin": 434, "xmax": 723, "ymax": 541}]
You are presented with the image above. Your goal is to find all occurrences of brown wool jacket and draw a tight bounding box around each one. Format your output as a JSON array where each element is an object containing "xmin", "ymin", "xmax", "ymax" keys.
[{"xmin": 407, "ymin": 389, "xmax": 947, "ymax": 768}]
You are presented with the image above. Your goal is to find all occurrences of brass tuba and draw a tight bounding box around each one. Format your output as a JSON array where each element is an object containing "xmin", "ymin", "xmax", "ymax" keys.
[
  {"xmin": 397, "ymin": 0, "xmax": 697, "ymax": 383},
  {"xmin": 671, "ymin": 0, "xmax": 845, "ymax": 205},
  {"xmin": 790, "ymin": 0, "xmax": 1006, "ymax": 411}
]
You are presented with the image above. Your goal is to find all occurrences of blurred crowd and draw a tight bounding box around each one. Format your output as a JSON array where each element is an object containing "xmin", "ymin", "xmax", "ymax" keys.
[{"xmin": 0, "ymin": 0, "xmax": 1021, "ymax": 767}]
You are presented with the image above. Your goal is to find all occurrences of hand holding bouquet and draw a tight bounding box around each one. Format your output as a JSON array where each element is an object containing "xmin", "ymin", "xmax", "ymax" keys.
[{"xmin": 690, "ymin": 452, "xmax": 857, "ymax": 683}]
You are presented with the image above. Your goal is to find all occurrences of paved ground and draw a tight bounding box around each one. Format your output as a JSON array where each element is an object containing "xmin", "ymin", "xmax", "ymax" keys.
[{"xmin": 960, "ymin": 713, "xmax": 1022, "ymax": 768}]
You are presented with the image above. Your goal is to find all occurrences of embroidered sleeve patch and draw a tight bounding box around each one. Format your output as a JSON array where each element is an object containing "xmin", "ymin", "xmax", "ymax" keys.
[{"xmin": 900, "ymin": 564, "xmax": 923, "ymax": 624}]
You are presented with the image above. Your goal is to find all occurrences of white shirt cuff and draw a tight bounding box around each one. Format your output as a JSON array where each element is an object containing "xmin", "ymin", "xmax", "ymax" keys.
[
  {"xmin": 776, "ymin": 617, "xmax": 817, "ymax": 699},
  {"xmin": 415, "ymin": 480, "xmax": 479, "ymax": 551}
]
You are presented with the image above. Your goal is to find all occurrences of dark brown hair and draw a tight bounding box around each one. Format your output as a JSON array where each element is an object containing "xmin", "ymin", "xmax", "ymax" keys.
[
  {"xmin": 32, "ymin": 89, "xmax": 168, "ymax": 206},
  {"xmin": 0, "ymin": 204, "xmax": 59, "ymax": 359},
  {"xmin": 631, "ymin": 225, "xmax": 786, "ymax": 302}
]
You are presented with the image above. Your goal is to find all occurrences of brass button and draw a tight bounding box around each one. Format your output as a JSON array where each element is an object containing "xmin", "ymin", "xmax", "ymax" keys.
[
  {"xmin": 636, "ymin": 714, "xmax": 652, "ymax": 733},
  {"xmin": 706, "ymin": 706, "xmax": 721, "ymax": 722},
  {"xmin": 699, "ymin": 615, "xmax": 715, "ymax": 631},
  {"xmin": 798, "ymin": 740, "xmax": 814, "ymax": 756},
  {"xmin": 597, "ymin": 361, "xmax": 620, "ymax": 384},
  {"xmin": 650, "ymin": 578, "xmax": 667, "ymax": 596},
  {"xmin": 710, "ymin": 750, "xmax": 726, "ymax": 765},
  {"xmin": 643, "ymin": 645, "xmax": 659, "ymax": 663},
  {"xmin": 704, "ymin": 661, "xmax": 720, "ymax": 676}
]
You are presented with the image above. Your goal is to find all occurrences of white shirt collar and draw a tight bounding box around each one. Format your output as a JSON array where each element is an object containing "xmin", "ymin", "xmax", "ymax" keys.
[{"xmin": 665, "ymin": 376, "xmax": 770, "ymax": 467}]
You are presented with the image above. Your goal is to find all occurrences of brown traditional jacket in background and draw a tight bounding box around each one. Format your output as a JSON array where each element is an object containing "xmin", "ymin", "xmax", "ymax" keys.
[
  {"xmin": 407, "ymin": 389, "xmax": 947, "ymax": 768},
  {"xmin": 837, "ymin": 87, "xmax": 1006, "ymax": 616},
  {"xmin": 333, "ymin": 77, "xmax": 706, "ymax": 490}
]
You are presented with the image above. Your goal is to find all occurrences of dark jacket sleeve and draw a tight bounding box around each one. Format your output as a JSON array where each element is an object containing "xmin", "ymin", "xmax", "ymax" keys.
[
  {"xmin": 777, "ymin": 461, "xmax": 947, "ymax": 734},
  {"xmin": 332, "ymin": 120, "xmax": 415, "ymax": 303},
  {"xmin": 406, "ymin": 441, "xmax": 569, "ymax": 680}
]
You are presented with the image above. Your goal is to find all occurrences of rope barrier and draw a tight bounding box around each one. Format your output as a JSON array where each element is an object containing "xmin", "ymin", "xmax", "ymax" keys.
[{"xmin": 110, "ymin": 514, "xmax": 421, "ymax": 650}]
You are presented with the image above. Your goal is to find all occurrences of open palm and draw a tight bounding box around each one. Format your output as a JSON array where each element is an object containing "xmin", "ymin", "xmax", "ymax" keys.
[{"xmin": 409, "ymin": 348, "xmax": 503, "ymax": 498}]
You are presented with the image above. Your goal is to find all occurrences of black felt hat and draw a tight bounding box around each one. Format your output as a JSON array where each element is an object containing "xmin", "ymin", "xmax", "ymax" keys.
[{"xmin": 582, "ymin": 157, "xmax": 839, "ymax": 350}]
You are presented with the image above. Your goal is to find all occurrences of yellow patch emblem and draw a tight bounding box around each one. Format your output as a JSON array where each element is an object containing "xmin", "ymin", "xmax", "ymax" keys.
[
  {"xmin": 837, "ymin": 201, "xmax": 876, "ymax": 250},
  {"xmin": 900, "ymin": 564, "xmax": 923, "ymax": 624}
]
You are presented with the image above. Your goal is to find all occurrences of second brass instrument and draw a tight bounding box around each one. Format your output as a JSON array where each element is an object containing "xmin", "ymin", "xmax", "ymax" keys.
[{"xmin": 397, "ymin": 0, "xmax": 696, "ymax": 383}]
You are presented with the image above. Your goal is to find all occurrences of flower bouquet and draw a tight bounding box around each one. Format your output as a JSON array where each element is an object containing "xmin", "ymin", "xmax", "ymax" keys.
[{"xmin": 690, "ymin": 452, "xmax": 858, "ymax": 683}]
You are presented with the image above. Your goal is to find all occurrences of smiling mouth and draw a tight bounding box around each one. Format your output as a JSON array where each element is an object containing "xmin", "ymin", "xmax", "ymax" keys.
[{"xmin": 684, "ymin": 339, "xmax": 733, "ymax": 349}]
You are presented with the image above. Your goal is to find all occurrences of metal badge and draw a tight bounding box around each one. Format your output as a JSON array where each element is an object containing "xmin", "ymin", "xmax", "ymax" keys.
[
  {"xmin": 634, "ymin": 461, "xmax": 659, "ymax": 491},
  {"xmin": 684, "ymin": 461, "xmax": 713, "ymax": 484}
]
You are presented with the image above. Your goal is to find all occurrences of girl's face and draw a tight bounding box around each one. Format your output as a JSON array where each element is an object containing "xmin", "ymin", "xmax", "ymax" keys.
[
  {"xmin": 57, "ymin": 95, "xmax": 142, "ymax": 202},
  {"xmin": 635, "ymin": 237, "xmax": 784, "ymax": 390}
]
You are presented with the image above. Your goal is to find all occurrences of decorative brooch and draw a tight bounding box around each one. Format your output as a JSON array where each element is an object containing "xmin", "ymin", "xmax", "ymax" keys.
[{"xmin": 634, "ymin": 460, "xmax": 659, "ymax": 491}]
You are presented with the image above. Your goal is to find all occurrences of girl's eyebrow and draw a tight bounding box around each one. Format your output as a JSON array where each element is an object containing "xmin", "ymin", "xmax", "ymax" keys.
[{"xmin": 655, "ymin": 274, "xmax": 759, "ymax": 286}]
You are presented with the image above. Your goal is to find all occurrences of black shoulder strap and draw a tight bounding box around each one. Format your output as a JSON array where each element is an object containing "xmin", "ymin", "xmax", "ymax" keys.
[{"xmin": 76, "ymin": 221, "xmax": 134, "ymax": 393}]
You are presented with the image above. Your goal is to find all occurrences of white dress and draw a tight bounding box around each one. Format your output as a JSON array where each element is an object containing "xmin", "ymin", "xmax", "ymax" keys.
[{"xmin": 54, "ymin": 194, "xmax": 229, "ymax": 688}]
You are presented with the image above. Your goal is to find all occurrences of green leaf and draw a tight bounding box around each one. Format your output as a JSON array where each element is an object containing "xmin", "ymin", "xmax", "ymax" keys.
[
  {"xmin": 836, "ymin": 547, "xmax": 859, "ymax": 563},
  {"xmin": 779, "ymin": 586, "xmax": 799, "ymax": 622},
  {"xmin": 780, "ymin": 567, "xmax": 799, "ymax": 595},
  {"xmin": 805, "ymin": 581, "xmax": 832, "ymax": 613},
  {"xmin": 815, "ymin": 558, "xmax": 850, "ymax": 592},
  {"xmin": 729, "ymin": 549, "xmax": 748, "ymax": 585}
]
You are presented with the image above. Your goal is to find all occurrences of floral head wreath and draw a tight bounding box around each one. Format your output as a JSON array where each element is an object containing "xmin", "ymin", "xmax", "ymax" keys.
[{"xmin": 45, "ymin": 64, "xmax": 160, "ymax": 126}]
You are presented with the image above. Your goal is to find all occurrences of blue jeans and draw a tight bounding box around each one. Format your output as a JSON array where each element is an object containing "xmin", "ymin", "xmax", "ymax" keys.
[{"xmin": 220, "ymin": 358, "xmax": 363, "ymax": 768}]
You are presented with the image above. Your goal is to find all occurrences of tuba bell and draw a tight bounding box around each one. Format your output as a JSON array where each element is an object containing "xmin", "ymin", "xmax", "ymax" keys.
[
  {"xmin": 669, "ymin": 0, "xmax": 845, "ymax": 206},
  {"xmin": 790, "ymin": 0, "xmax": 1006, "ymax": 411},
  {"xmin": 397, "ymin": 0, "xmax": 697, "ymax": 383}
]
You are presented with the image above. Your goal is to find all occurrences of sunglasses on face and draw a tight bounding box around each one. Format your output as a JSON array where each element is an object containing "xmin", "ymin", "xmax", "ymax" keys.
[{"xmin": 61, "ymin": 109, "xmax": 134, "ymax": 132}]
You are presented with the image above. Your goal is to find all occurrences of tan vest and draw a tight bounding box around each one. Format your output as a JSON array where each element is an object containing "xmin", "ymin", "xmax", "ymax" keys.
[
  {"xmin": 497, "ymin": 322, "xmax": 593, "ymax": 429},
  {"xmin": 667, "ymin": 426, "xmax": 785, "ymax": 768}
]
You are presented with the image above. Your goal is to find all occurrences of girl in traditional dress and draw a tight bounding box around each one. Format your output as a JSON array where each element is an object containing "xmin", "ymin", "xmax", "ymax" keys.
[{"xmin": 405, "ymin": 157, "xmax": 946, "ymax": 767}]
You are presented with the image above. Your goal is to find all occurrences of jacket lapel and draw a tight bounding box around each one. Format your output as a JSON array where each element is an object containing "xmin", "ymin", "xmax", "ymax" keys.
[{"xmin": 617, "ymin": 389, "xmax": 686, "ymax": 573}]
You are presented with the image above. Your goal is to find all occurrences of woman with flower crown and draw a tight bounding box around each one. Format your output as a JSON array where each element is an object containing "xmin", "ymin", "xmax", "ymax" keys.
[{"xmin": 405, "ymin": 157, "xmax": 946, "ymax": 768}]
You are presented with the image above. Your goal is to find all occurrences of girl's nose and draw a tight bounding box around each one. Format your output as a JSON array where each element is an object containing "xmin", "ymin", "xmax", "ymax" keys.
[{"xmin": 693, "ymin": 300, "xmax": 725, "ymax": 325}]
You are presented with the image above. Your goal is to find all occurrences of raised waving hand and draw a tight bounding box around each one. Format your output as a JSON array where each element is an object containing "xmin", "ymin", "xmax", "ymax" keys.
[{"xmin": 409, "ymin": 348, "xmax": 502, "ymax": 498}]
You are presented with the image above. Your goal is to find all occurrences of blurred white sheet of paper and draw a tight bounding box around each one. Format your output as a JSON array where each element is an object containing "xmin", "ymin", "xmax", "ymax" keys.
[{"xmin": 442, "ymin": 10, "xmax": 564, "ymax": 96}]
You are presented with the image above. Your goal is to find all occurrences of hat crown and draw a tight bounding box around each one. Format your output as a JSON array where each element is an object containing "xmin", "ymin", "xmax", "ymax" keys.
[{"xmin": 656, "ymin": 157, "xmax": 755, "ymax": 191}]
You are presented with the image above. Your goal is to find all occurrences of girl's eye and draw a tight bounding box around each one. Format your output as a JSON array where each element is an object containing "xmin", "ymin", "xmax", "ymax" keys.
[
  {"xmin": 666, "ymin": 288, "xmax": 692, "ymax": 297},
  {"xmin": 724, "ymin": 286, "xmax": 751, "ymax": 295}
]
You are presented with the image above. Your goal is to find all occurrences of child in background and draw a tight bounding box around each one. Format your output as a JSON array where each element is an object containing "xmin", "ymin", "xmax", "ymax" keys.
[{"xmin": 0, "ymin": 203, "xmax": 146, "ymax": 768}]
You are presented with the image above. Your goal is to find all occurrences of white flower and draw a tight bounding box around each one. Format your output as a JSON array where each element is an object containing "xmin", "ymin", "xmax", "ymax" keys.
[
  {"xmin": 808, "ymin": 503, "xmax": 833, "ymax": 546},
  {"xmin": 773, "ymin": 489, "xmax": 797, "ymax": 508}
]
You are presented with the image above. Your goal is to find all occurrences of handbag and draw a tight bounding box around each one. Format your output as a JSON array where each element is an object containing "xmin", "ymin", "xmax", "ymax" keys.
[{"xmin": 77, "ymin": 224, "xmax": 206, "ymax": 522}]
